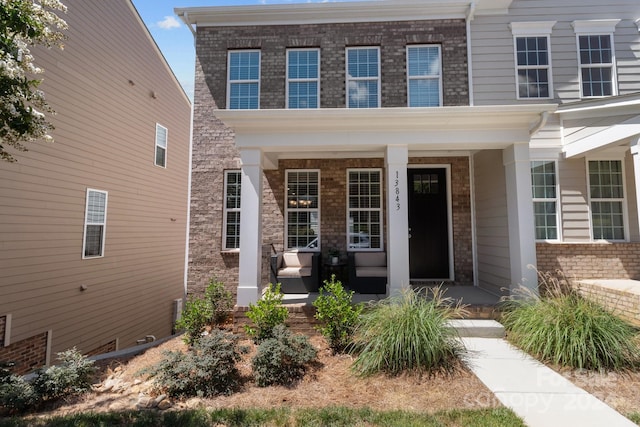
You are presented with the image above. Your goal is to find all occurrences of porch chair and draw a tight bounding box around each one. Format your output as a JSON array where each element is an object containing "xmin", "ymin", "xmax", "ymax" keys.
[
  {"xmin": 348, "ymin": 252, "xmax": 387, "ymax": 294},
  {"xmin": 270, "ymin": 251, "xmax": 320, "ymax": 293}
]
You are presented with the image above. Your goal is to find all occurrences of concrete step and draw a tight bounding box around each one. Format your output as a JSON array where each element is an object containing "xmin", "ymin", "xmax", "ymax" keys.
[{"xmin": 447, "ymin": 319, "xmax": 505, "ymax": 338}]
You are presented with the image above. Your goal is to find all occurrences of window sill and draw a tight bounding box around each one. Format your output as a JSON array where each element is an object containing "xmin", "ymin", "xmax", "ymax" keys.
[{"xmin": 221, "ymin": 249, "xmax": 240, "ymax": 254}]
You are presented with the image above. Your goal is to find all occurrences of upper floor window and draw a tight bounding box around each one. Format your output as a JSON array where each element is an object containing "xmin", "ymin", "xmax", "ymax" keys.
[
  {"xmin": 287, "ymin": 49, "xmax": 319, "ymax": 109},
  {"xmin": 588, "ymin": 160, "xmax": 626, "ymax": 240},
  {"xmin": 407, "ymin": 45, "xmax": 442, "ymax": 107},
  {"xmin": 573, "ymin": 20, "xmax": 620, "ymax": 98},
  {"xmin": 286, "ymin": 170, "xmax": 320, "ymax": 250},
  {"xmin": 83, "ymin": 189, "xmax": 108, "ymax": 258},
  {"xmin": 531, "ymin": 161, "xmax": 559, "ymax": 240},
  {"xmin": 510, "ymin": 21, "xmax": 555, "ymax": 100},
  {"xmin": 346, "ymin": 47, "xmax": 380, "ymax": 108},
  {"xmin": 155, "ymin": 124, "xmax": 167, "ymax": 167},
  {"xmin": 515, "ymin": 37, "xmax": 551, "ymax": 98},
  {"xmin": 228, "ymin": 50, "xmax": 260, "ymax": 109},
  {"xmin": 223, "ymin": 170, "xmax": 242, "ymax": 250}
]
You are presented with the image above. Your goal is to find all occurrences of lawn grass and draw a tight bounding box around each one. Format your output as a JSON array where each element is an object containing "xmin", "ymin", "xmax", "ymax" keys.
[
  {"xmin": 627, "ymin": 412, "xmax": 640, "ymax": 424},
  {"xmin": 0, "ymin": 407, "xmax": 524, "ymax": 427}
]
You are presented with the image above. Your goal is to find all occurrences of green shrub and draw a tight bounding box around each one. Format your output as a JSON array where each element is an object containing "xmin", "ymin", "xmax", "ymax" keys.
[
  {"xmin": 0, "ymin": 363, "xmax": 37, "ymax": 414},
  {"xmin": 251, "ymin": 325, "xmax": 317, "ymax": 387},
  {"xmin": 176, "ymin": 296, "xmax": 213, "ymax": 345},
  {"xmin": 145, "ymin": 331, "xmax": 246, "ymax": 398},
  {"xmin": 32, "ymin": 348, "xmax": 96, "ymax": 402},
  {"xmin": 244, "ymin": 283, "xmax": 289, "ymax": 343},
  {"xmin": 313, "ymin": 275, "xmax": 362, "ymax": 353},
  {"xmin": 205, "ymin": 278, "xmax": 234, "ymax": 325},
  {"xmin": 351, "ymin": 287, "xmax": 466, "ymax": 377},
  {"xmin": 502, "ymin": 275, "xmax": 640, "ymax": 371}
]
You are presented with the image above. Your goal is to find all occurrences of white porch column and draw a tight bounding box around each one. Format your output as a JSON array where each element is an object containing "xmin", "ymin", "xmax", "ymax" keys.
[
  {"xmin": 503, "ymin": 144, "xmax": 538, "ymax": 293},
  {"xmin": 631, "ymin": 136, "xmax": 640, "ymax": 237},
  {"xmin": 385, "ymin": 145, "xmax": 410, "ymax": 296},
  {"xmin": 237, "ymin": 148, "xmax": 263, "ymax": 306}
]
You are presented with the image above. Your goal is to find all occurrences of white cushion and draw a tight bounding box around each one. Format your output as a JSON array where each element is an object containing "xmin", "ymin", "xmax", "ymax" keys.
[
  {"xmin": 356, "ymin": 266, "xmax": 387, "ymax": 278},
  {"xmin": 355, "ymin": 252, "xmax": 386, "ymax": 267},
  {"xmin": 283, "ymin": 252, "xmax": 313, "ymax": 268},
  {"xmin": 278, "ymin": 267, "xmax": 312, "ymax": 278}
]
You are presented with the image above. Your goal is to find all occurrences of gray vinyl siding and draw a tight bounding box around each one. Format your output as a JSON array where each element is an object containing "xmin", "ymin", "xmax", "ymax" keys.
[
  {"xmin": 473, "ymin": 150, "xmax": 511, "ymax": 294},
  {"xmin": 471, "ymin": 0, "xmax": 640, "ymax": 105},
  {"xmin": 0, "ymin": 0, "xmax": 190, "ymax": 356},
  {"xmin": 625, "ymin": 150, "xmax": 639, "ymax": 242},
  {"xmin": 557, "ymin": 158, "xmax": 591, "ymax": 242}
]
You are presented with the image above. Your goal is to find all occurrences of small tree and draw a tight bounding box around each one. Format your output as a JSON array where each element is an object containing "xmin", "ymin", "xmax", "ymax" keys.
[{"xmin": 0, "ymin": 0, "xmax": 67, "ymax": 162}]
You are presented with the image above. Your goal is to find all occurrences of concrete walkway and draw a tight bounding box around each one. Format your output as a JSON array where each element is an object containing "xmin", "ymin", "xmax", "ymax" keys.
[{"xmin": 457, "ymin": 329, "xmax": 635, "ymax": 427}]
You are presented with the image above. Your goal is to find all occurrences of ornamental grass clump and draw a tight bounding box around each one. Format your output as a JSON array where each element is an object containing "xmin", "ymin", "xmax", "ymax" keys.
[
  {"xmin": 502, "ymin": 271, "xmax": 640, "ymax": 371},
  {"xmin": 351, "ymin": 287, "xmax": 467, "ymax": 377}
]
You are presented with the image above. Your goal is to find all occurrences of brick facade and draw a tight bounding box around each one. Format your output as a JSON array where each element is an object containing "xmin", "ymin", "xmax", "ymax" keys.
[
  {"xmin": 197, "ymin": 19, "xmax": 468, "ymax": 109},
  {"xmin": 85, "ymin": 340, "xmax": 118, "ymax": 357},
  {"xmin": 536, "ymin": 243, "xmax": 640, "ymax": 280},
  {"xmin": 0, "ymin": 315, "xmax": 5, "ymax": 347},
  {"xmin": 0, "ymin": 330, "xmax": 48, "ymax": 375},
  {"xmin": 574, "ymin": 281, "xmax": 640, "ymax": 326}
]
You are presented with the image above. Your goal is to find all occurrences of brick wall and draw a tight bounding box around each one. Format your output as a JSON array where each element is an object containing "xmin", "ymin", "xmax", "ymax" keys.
[
  {"xmin": 574, "ymin": 282, "xmax": 640, "ymax": 326},
  {"xmin": 234, "ymin": 305, "xmax": 320, "ymax": 337},
  {"xmin": 0, "ymin": 315, "xmax": 5, "ymax": 347},
  {"xmin": 84, "ymin": 339, "xmax": 117, "ymax": 357},
  {"xmin": 0, "ymin": 331, "xmax": 48, "ymax": 375},
  {"xmin": 196, "ymin": 19, "xmax": 468, "ymax": 109},
  {"xmin": 536, "ymin": 243, "xmax": 640, "ymax": 280}
]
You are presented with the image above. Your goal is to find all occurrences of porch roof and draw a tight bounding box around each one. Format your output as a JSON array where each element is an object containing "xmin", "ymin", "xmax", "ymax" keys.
[
  {"xmin": 558, "ymin": 93, "xmax": 640, "ymax": 158},
  {"xmin": 214, "ymin": 105, "xmax": 555, "ymax": 168}
]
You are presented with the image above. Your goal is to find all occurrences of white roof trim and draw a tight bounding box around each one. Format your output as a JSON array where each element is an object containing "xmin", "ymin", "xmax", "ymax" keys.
[
  {"xmin": 572, "ymin": 19, "xmax": 621, "ymax": 34},
  {"xmin": 510, "ymin": 21, "xmax": 556, "ymax": 36},
  {"xmin": 563, "ymin": 115, "xmax": 640, "ymax": 158},
  {"xmin": 175, "ymin": 0, "xmax": 514, "ymax": 28}
]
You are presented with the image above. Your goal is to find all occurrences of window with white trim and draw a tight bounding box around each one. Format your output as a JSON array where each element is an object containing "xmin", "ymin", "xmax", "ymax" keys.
[
  {"xmin": 346, "ymin": 47, "xmax": 380, "ymax": 108},
  {"xmin": 228, "ymin": 50, "xmax": 260, "ymax": 109},
  {"xmin": 286, "ymin": 170, "xmax": 320, "ymax": 250},
  {"xmin": 407, "ymin": 45, "xmax": 442, "ymax": 107},
  {"xmin": 155, "ymin": 124, "xmax": 167, "ymax": 167},
  {"xmin": 347, "ymin": 169, "xmax": 383, "ymax": 250},
  {"xmin": 531, "ymin": 161, "xmax": 558, "ymax": 240},
  {"xmin": 588, "ymin": 160, "xmax": 625, "ymax": 240},
  {"xmin": 287, "ymin": 48, "xmax": 319, "ymax": 109},
  {"xmin": 83, "ymin": 189, "xmax": 107, "ymax": 258},
  {"xmin": 515, "ymin": 37, "xmax": 551, "ymax": 98},
  {"xmin": 223, "ymin": 170, "xmax": 241, "ymax": 250},
  {"xmin": 578, "ymin": 34, "xmax": 615, "ymax": 97}
]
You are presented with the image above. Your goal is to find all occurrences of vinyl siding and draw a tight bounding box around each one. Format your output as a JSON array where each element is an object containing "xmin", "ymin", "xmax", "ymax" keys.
[
  {"xmin": 471, "ymin": 0, "xmax": 640, "ymax": 105},
  {"xmin": 473, "ymin": 150, "xmax": 511, "ymax": 294},
  {"xmin": 0, "ymin": 0, "xmax": 191, "ymax": 356}
]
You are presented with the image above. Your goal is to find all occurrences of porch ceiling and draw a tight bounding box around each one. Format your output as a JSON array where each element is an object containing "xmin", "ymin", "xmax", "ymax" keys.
[{"xmin": 214, "ymin": 105, "xmax": 556, "ymax": 164}]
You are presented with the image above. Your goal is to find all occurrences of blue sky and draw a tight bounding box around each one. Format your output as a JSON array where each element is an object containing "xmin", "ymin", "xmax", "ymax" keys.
[{"xmin": 131, "ymin": 0, "xmax": 360, "ymax": 100}]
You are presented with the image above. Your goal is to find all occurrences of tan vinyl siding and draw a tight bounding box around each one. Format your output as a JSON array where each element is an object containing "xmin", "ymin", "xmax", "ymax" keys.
[
  {"xmin": 472, "ymin": 0, "xmax": 640, "ymax": 105},
  {"xmin": 473, "ymin": 150, "xmax": 511, "ymax": 294},
  {"xmin": 0, "ymin": 0, "xmax": 190, "ymax": 358},
  {"xmin": 558, "ymin": 158, "xmax": 591, "ymax": 242}
]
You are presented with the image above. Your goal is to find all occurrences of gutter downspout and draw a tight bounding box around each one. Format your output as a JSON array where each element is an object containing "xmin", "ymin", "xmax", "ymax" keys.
[
  {"xmin": 466, "ymin": 2, "xmax": 476, "ymax": 106},
  {"xmin": 529, "ymin": 111, "xmax": 549, "ymax": 136},
  {"xmin": 180, "ymin": 12, "xmax": 196, "ymax": 38}
]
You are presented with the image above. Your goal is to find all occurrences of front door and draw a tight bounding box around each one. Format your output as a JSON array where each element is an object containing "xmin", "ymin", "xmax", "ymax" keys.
[{"xmin": 407, "ymin": 168, "xmax": 450, "ymax": 279}]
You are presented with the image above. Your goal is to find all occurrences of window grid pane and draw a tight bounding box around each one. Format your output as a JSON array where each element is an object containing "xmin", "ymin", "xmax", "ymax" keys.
[
  {"xmin": 286, "ymin": 171, "xmax": 320, "ymax": 250},
  {"xmin": 229, "ymin": 51, "xmax": 260, "ymax": 109},
  {"xmin": 578, "ymin": 35, "xmax": 614, "ymax": 97},
  {"xmin": 347, "ymin": 48, "xmax": 379, "ymax": 108},
  {"xmin": 84, "ymin": 190, "xmax": 107, "ymax": 258},
  {"xmin": 516, "ymin": 37, "xmax": 550, "ymax": 99},
  {"xmin": 589, "ymin": 160, "xmax": 625, "ymax": 240},
  {"xmin": 155, "ymin": 124, "xmax": 167, "ymax": 167},
  {"xmin": 348, "ymin": 170, "xmax": 382, "ymax": 250},
  {"xmin": 407, "ymin": 46, "xmax": 441, "ymax": 107},
  {"xmin": 223, "ymin": 171, "xmax": 242, "ymax": 250},
  {"xmin": 287, "ymin": 49, "xmax": 319, "ymax": 109},
  {"xmin": 530, "ymin": 161, "xmax": 558, "ymax": 240}
]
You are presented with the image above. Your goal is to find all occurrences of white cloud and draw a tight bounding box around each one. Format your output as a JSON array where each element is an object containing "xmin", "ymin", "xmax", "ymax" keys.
[{"xmin": 157, "ymin": 16, "xmax": 181, "ymax": 30}]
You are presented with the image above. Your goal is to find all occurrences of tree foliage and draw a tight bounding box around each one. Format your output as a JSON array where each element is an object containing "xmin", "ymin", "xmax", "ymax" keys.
[{"xmin": 0, "ymin": 0, "xmax": 67, "ymax": 162}]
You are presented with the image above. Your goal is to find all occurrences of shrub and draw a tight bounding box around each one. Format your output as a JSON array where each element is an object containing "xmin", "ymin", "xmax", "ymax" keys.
[
  {"xmin": 176, "ymin": 296, "xmax": 213, "ymax": 345},
  {"xmin": 205, "ymin": 278, "xmax": 234, "ymax": 325},
  {"xmin": 351, "ymin": 287, "xmax": 466, "ymax": 377},
  {"xmin": 502, "ymin": 274, "xmax": 640, "ymax": 371},
  {"xmin": 244, "ymin": 283, "xmax": 289, "ymax": 343},
  {"xmin": 252, "ymin": 325, "xmax": 317, "ymax": 387},
  {"xmin": 32, "ymin": 348, "xmax": 96, "ymax": 402},
  {"xmin": 145, "ymin": 331, "xmax": 246, "ymax": 398},
  {"xmin": 313, "ymin": 275, "xmax": 362, "ymax": 353},
  {"xmin": 0, "ymin": 363, "xmax": 37, "ymax": 414}
]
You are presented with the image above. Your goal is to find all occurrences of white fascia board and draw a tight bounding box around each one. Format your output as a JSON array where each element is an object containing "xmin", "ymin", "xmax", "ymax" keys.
[
  {"xmin": 558, "ymin": 94, "xmax": 640, "ymax": 120},
  {"xmin": 563, "ymin": 115, "xmax": 640, "ymax": 158},
  {"xmin": 175, "ymin": 0, "xmax": 513, "ymax": 28}
]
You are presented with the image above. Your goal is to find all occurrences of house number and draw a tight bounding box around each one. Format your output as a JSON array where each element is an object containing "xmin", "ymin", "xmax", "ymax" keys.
[{"xmin": 394, "ymin": 170, "xmax": 400, "ymax": 211}]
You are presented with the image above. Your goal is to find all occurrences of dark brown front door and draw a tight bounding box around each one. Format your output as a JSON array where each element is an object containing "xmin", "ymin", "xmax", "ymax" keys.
[{"xmin": 408, "ymin": 168, "xmax": 449, "ymax": 279}]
